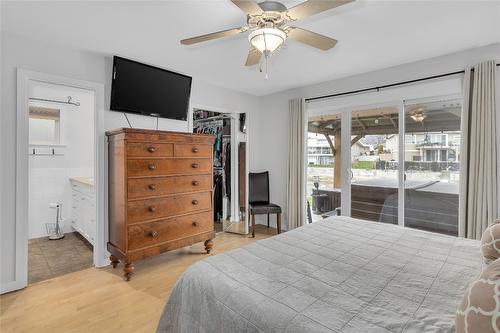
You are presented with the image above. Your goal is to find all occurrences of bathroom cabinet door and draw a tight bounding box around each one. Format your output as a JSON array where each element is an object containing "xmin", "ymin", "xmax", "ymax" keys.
[
  {"xmin": 71, "ymin": 194, "xmax": 81, "ymax": 232},
  {"xmin": 82, "ymin": 196, "xmax": 95, "ymax": 244},
  {"xmin": 79, "ymin": 196, "xmax": 90, "ymax": 240},
  {"xmin": 71, "ymin": 189, "xmax": 95, "ymax": 246}
]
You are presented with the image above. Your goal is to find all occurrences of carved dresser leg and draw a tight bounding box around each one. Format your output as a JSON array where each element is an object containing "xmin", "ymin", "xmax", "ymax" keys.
[
  {"xmin": 110, "ymin": 255, "xmax": 120, "ymax": 268},
  {"xmin": 204, "ymin": 239, "xmax": 214, "ymax": 254},
  {"xmin": 123, "ymin": 261, "xmax": 134, "ymax": 281}
]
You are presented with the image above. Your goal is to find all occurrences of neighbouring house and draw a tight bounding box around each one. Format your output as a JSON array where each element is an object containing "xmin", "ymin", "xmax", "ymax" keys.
[{"xmin": 384, "ymin": 132, "xmax": 461, "ymax": 162}]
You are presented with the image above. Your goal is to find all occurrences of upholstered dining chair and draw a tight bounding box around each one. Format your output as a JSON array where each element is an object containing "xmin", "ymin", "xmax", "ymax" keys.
[{"xmin": 249, "ymin": 171, "xmax": 282, "ymax": 238}]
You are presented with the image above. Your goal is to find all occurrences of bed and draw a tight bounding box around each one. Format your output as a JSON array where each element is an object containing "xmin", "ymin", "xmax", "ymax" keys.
[{"xmin": 157, "ymin": 216, "xmax": 481, "ymax": 333}]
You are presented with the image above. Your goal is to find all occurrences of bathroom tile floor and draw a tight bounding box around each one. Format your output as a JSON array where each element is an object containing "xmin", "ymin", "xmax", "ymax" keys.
[{"xmin": 28, "ymin": 232, "xmax": 93, "ymax": 284}]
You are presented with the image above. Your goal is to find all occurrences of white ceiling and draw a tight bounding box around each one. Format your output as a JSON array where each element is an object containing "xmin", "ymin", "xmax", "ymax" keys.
[{"xmin": 2, "ymin": 0, "xmax": 499, "ymax": 96}]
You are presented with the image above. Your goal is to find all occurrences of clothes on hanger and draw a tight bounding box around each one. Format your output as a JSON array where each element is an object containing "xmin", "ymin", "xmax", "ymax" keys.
[
  {"xmin": 193, "ymin": 114, "xmax": 232, "ymax": 222},
  {"xmin": 224, "ymin": 142, "xmax": 231, "ymax": 199},
  {"xmin": 193, "ymin": 119, "xmax": 222, "ymax": 135},
  {"xmin": 213, "ymin": 173, "xmax": 223, "ymax": 222},
  {"xmin": 193, "ymin": 119, "xmax": 223, "ymax": 167}
]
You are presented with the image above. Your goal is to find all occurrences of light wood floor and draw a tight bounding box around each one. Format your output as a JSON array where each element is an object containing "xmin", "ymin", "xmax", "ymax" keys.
[{"xmin": 0, "ymin": 226, "xmax": 276, "ymax": 333}]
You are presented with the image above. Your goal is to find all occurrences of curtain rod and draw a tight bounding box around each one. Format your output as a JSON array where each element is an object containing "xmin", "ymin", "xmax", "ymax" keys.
[{"xmin": 305, "ymin": 63, "xmax": 500, "ymax": 103}]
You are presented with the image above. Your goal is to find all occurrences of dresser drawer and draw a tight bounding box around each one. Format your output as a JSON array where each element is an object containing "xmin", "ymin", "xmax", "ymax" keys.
[
  {"xmin": 128, "ymin": 174, "xmax": 212, "ymax": 199},
  {"xmin": 114, "ymin": 131, "xmax": 214, "ymax": 144},
  {"xmin": 127, "ymin": 142, "xmax": 173, "ymax": 158},
  {"xmin": 174, "ymin": 144, "xmax": 212, "ymax": 158},
  {"xmin": 127, "ymin": 210, "xmax": 213, "ymax": 250},
  {"xmin": 127, "ymin": 158, "xmax": 211, "ymax": 177},
  {"xmin": 127, "ymin": 191, "xmax": 212, "ymax": 223}
]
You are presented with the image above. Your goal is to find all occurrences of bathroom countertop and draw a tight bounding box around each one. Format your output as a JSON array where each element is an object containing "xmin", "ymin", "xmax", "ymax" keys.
[{"xmin": 69, "ymin": 177, "xmax": 94, "ymax": 187}]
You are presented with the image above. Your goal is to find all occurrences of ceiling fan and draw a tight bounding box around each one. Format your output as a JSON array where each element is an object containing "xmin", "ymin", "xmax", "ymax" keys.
[{"xmin": 180, "ymin": 0, "xmax": 353, "ymax": 73}]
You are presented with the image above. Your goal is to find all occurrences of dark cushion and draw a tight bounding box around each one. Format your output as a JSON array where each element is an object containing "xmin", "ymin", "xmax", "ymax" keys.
[
  {"xmin": 249, "ymin": 172, "xmax": 269, "ymax": 204},
  {"xmin": 250, "ymin": 202, "xmax": 282, "ymax": 215}
]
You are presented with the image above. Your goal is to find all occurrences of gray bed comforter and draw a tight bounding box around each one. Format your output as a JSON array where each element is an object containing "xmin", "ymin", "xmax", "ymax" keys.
[{"xmin": 157, "ymin": 216, "xmax": 481, "ymax": 333}]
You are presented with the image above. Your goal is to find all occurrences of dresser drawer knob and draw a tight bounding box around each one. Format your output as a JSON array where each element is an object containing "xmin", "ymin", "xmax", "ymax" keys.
[
  {"xmin": 148, "ymin": 164, "xmax": 156, "ymax": 170},
  {"xmin": 148, "ymin": 184, "xmax": 156, "ymax": 190},
  {"xmin": 192, "ymin": 180, "xmax": 199, "ymax": 186},
  {"xmin": 192, "ymin": 147, "xmax": 199, "ymax": 153},
  {"xmin": 149, "ymin": 230, "xmax": 158, "ymax": 238},
  {"xmin": 191, "ymin": 163, "xmax": 199, "ymax": 168},
  {"xmin": 147, "ymin": 146, "xmax": 157, "ymax": 153},
  {"xmin": 192, "ymin": 200, "xmax": 199, "ymax": 205},
  {"xmin": 192, "ymin": 221, "xmax": 198, "ymax": 227},
  {"xmin": 148, "ymin": 206, "xmax": 156, "ymax": 212}
]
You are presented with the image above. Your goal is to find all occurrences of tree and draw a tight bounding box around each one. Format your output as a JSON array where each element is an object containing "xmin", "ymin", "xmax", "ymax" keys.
[{"xmin": 376, "ymin": 144, "xmax": 384, "ymax": 155}]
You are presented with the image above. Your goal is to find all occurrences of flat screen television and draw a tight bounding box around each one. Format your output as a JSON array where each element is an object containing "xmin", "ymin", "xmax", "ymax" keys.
[{"xmin": 110, "ymin": 56, "xmax": 192, "ymax": 121}]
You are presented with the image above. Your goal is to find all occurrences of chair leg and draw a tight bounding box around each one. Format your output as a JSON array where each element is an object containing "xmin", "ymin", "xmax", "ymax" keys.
[
  {"xmin": 251, "ymin": 214, "xmax": 256, "ymax": 238},
  {"xmin": 267, "ymin": 214, "xmax": 269, "ymax": 228},
  {"xmin": 277, "ymin": 213, "xmax": 282, "ymax": 234}
]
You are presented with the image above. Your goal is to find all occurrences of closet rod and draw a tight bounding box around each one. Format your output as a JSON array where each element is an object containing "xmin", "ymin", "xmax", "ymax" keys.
[
  {"xmin": 29, "ymin": 96, "xmax": 80, "ymax": 106},
  {"xmin": 193, "ymin": 114, "xmax": 231, "ymax": 122},
  {"xmin": 305, "ymin": 63, "xmax": 500, "ymax": 103}
]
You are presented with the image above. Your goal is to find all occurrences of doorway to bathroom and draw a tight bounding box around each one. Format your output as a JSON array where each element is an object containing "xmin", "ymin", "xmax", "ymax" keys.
[
  {"xmin": 27, "ymin": 81, "xmax": 96, "ymax": 284},
  {"xmin": 11, "ymin": 69, "xmax": 106, "ymax": 293}
]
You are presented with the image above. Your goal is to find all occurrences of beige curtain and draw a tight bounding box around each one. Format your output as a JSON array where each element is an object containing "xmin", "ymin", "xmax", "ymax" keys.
[
  {"xmin": 459, "ymin": 60, "xmax": 498, "ymax": 239},
  {"xmin": 287, "ymin": 98, "xmax": 308, "ymax": 230}
]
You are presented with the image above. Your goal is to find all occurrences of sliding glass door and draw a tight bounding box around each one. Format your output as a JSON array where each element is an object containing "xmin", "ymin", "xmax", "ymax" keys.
[
  {"xmin": 350, "ymin": 105, "xmax": 400, "ymax": 224},
  {"xmin": 403, "ymin": 97, "xmax": 462, "ymax": 236},
  {"xmin": 307, "ymin": 113, "xmax": 342, "ymax": 222},
  {"xmin": 306, "ymin": 77, "xmax": 463, "ymax": 236},
  {"xmin": 334, "ymin": 95, "xmax": 461, "ymax": 236}
]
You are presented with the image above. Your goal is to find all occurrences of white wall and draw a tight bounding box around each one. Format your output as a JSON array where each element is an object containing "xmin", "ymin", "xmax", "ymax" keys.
[
  {"xmin": 1, "ymin": 32, "xmax": 260, "ymax": 290},
  {"xmin": 28, "ymin": 81, "xmax": 95, "ymax": 238},
  {"xmin": 256, "ymin": 43, "xmax": 500, "ymax": 230}
]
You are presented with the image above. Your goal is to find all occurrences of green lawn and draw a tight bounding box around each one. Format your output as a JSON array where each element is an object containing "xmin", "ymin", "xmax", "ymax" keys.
[
  {"xmin": 308, "ymin": 164, "xmax": 333, "ymax": 168},
  {"xmin": 351, "ymin": 161, "xmax": 375, "ymax": 169}
]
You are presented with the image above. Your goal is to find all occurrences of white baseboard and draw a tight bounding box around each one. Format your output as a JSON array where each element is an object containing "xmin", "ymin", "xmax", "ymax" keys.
[{"xmin": 1, "ymin": 280, "xmax": 26, "ymax": 295}]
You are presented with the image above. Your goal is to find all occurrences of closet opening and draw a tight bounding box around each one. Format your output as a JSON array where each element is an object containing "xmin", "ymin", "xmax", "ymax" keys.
[{"xmin": 192, "ymin": 108, "xmax": 249, "ymax": 235}]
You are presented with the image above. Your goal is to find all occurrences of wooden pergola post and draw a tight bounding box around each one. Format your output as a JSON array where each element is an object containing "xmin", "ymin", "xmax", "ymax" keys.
[
  {"xmin": 324, "ymin": 132, "xmax": 342, "ymax": 189},
  {"xmin": 334, "ymin": 130, "xmax": 341, "ymax": 189}
]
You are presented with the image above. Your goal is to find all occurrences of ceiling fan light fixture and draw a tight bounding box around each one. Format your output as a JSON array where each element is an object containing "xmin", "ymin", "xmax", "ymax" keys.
[
  {"xmin": 180, "ymin": 0, "xmax": 354, "ymax": 73},
  {"xmin": 248, "ymin": 27, "xmax": 286, "ymax": 53},
  {"xmin": 409, "ymin": 107, "xmax": 427, "ymax": 123}
]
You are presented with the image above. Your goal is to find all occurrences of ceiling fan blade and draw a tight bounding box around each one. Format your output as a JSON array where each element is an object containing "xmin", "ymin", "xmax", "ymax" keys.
[
  {"xmin": 285, "ymin": 0, "xmax": 353, "ymax": 21},
  {"xmin": 181, "ymin": 27, "xmax": 247, "ymax": 45},
  {"xmin": 245, "ymin": 47, "xmax": 262, "ymax": 66},
  {"xmin": 287, "ymin": 27, "xmax": 337, "ymax": 50},
  {"xmin": 231, "ymin": 0, "xmax": 263, "ymax": 16}
]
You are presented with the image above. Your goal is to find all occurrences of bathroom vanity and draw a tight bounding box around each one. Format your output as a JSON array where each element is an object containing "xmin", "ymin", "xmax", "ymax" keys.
[{"xmin": 70, "ymin": 177, "xmax": 95, "ymax": 246}]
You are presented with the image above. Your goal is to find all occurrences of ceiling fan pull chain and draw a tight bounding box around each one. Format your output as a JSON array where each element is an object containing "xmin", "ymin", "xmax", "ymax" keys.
[
  {"xmin": 263, "ymin": 31, "xmax": 269, "ymax": 79},
  {"xmin": 265, "ymin": 53, "xmax": 269, "ymax": 80}
]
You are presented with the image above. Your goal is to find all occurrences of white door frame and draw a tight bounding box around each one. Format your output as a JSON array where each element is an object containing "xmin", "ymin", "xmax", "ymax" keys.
[
  {"xmin": 12, "ymin": 69, "xmax": 106, "ymax": 293},
  {"xmin": 397, "ymin": 101, "xmax": 406, "ymax": 227},
  {"xmin": 189, "ymin": 103, "xmax": 250, "ymax": 235}
]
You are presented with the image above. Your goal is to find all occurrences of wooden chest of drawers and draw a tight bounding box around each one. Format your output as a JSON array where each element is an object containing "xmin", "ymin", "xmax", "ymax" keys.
[{"xmin": 106, "ymin": 128, "xmax": 215, "ymax": 280}]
